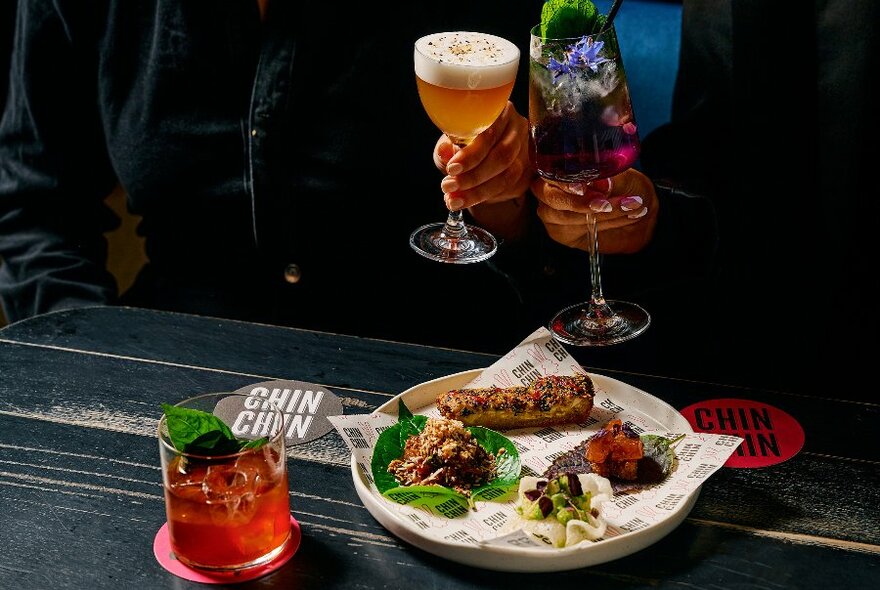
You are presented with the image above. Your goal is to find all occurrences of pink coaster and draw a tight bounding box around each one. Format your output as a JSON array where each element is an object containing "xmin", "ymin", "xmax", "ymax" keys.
[{"xmin": 153, "ymin": 515, "xmax": 301, "ymax": 584}]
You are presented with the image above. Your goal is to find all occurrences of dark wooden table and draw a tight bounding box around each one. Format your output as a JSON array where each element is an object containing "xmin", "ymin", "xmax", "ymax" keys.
[{"xmin": 1, "ymin": 306, "xmax": 877, "ymax": 589}]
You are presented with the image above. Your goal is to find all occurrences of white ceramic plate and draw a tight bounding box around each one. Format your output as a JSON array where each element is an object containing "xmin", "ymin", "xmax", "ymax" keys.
[{"xmin": 350, "ymin": 369, "xmax": 698, "ymax": 572}]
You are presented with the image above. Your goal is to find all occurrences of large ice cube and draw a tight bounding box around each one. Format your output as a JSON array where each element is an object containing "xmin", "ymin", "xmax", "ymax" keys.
[
  {"xmin": 166, "ymin": 457, "xmax": 208, "ymax": 501},
  {"xmin": 203, "ymin": 463, "xmax": 258, "ymax": 525}
]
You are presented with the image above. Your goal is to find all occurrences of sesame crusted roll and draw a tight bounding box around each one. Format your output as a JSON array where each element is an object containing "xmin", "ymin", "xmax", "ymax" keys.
[{"xmin": 436, "ymin": 373, "xmax": 595, "ymax": 431}]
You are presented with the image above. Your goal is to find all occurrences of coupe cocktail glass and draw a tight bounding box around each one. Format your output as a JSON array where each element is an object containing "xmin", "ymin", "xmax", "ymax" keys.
[
  {"xmin": 529, "ymin": 24, "xmax": 650, "ymax": 345},
  {"xmin": 158, "ymin": 393, "xmax": 291, "ymax": 571},
  {"xmin": 411, "ymin": 31, "xmax": 520, "ymax": 263}
]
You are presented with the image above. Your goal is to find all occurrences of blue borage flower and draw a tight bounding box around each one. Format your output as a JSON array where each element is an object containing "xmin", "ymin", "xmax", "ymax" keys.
[{"xmin": 547, "ymin": 35, "xmax": 609, "ymax": 82}]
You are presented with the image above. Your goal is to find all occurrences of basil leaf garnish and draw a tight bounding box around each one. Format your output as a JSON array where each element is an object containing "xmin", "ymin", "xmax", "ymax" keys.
[{"xmin": 161, "ymin": 403, "xmax": 268, "ymax": 455}]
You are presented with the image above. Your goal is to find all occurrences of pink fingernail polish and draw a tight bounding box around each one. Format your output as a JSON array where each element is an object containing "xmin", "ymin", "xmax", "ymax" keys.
[
  {"xmin": 627, "ymin": 208, "xmax": 648, "ymax": 219},
  {"xmin": 441, "ymin": 178, "xmax": 460, "ymax": 193},
  {"xmin": 590, "ymin": 199, "xmax": 613, "ymax": 213},
  {"xmin": 447, "ymin": 163, "xmax": 464, "ymax": 176},
  {"xmin": 620, "ymin": 195, "xmax": 643, "ymax": 211}
]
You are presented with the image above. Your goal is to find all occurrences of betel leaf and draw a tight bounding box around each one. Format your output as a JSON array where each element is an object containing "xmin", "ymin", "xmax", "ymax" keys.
[
  {"xmin": 396, "ymin": 398, "xmax": 422, "ymax": 449},
  {"xmin": 540, "ymin": 0, "xmax": 599, "ymax": 40},
  {"xmin": 466, "ymin": 426, "xmax": 521, "ymax": 504},
  {"xmin": 371, "ymin": 411, "xmax": 428, "ymax": 495},
  {"xmin": 161, "ymin": 403, "xmax": 267, "ymax": 456},
  {"xmin": 641, "ymin": 433, "xmax": 685, "ymax": 477},
  {"xmin": 370, "ymin": 400, "xmax": 521, "ymax": 513}
]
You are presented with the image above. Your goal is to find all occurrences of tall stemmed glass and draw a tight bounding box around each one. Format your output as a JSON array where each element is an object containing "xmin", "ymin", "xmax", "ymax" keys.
[
  {"xmin": 411, "ymin": 31, "xmax": 520, "ymax": 264},
  {"xmin": 529, "ymin": 23, "xmax": 650, "ymax": 345}
]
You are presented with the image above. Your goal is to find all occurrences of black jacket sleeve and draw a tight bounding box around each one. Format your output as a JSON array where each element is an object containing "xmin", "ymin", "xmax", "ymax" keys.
[{"xmin": 0, "ymin": 0, "xmax": 120, "ymax": 323}]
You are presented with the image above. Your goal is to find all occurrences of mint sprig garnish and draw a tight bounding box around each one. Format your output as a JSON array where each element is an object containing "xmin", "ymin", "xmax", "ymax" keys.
[
  {"xmin": 541, "ymin": 0, "xmax": 599, "ymax": 40},
  {"xmin": 161, "ymin": 403, "xmax": 269, "ymax": 455}
]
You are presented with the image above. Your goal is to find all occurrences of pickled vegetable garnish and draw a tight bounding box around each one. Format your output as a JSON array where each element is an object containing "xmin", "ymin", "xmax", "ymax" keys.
[{"xmin": 513, "ymin": 472, "xmax": 613, "ymax": 548}]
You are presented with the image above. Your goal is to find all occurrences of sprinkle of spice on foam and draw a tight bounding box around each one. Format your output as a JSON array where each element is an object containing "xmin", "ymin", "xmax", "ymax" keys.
[{"xmin": 426, "ymin": 33, "xmax": 507, "ymax": 65}]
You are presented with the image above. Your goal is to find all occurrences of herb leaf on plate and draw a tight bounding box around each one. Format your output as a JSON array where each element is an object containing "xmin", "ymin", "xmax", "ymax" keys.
[
  {"xmin": 641, "ymin": 433, "xmax": 684, "ymax": 477},
  {"xmin": 370, "ymin": 399, "xmax": 521, "ymax": 513}
]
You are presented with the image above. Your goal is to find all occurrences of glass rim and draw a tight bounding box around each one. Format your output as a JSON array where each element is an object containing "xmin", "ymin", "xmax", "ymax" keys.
[
  {"xmin": 529, "ymin": 23, "xmax": 616, "ymax": 42},
  {"xmin": 157, "ymin": 391, "xmax": 285, "ymax": 459}
]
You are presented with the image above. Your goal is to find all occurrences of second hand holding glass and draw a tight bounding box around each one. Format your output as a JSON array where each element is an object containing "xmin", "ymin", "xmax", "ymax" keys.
[
  {"xmin": 411, "ymin": 31, "xmax": 520, "ymax": 264},
  {"xmin": 529, "ymin": 22, "xmax": 650, "ymax": 345}
]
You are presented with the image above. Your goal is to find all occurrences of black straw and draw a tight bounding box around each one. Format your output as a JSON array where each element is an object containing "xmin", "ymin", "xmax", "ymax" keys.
[{"xmin": 599, "ymin": 0, "xmax": 624, "ymax": 34}]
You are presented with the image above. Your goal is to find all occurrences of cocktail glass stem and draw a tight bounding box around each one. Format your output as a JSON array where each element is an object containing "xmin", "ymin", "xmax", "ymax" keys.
[
  {"xmin": 441, "ymin": 209, "xmax": 467, "ymax": 241},
  {"xmin": 583, "ymin": 198, "xmax": 618, "ymax": 333},
  {"xmin": 587, "ymin": 211, "xmax": 608, "ymax": 309},
  {"xmin": 409, "ymin": 134, "xmax": 497, "ymax": 263},
  {"xmin": 440, "ymin": 140, "xmax": 469, "ymax": 246}
]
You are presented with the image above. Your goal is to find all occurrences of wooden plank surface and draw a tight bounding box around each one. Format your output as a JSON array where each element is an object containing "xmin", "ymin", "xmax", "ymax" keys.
[{"xmin": 1, "ymin": 308, "xmax": 878, "ymax": 589}]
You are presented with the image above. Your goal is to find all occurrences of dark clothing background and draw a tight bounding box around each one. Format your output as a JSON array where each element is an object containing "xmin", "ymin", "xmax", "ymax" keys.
[
  {"xmin": 5, "ymin": 0, "xmax": 873, "ymax": 402},
  {"xmin": 0, "ymin": 1, "xmax": 549, "ymax": 352},
  {"xmin": 633, "ymin": 0, "xmax": 879, "ymax": 400}
]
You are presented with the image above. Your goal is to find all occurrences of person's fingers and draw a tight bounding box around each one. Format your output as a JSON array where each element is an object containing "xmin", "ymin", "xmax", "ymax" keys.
[
  {"xmin": 534, "ymin": 168, "xmax": 659, "ymax": 254},
  {"xmin": 606, "ymin": 168, "xmax": 646, "ymax": 197},
  {"xmin": 560, "ymin": 177, "xmax": 612, "ymax": 198},
  {"xmin": 532, "ymin": 178, "xmax": 615, "ymax": 214},
  {"xmin": 538, "ymin": 201, "xmax": 658, "ymax": 253},
  {"xmin": 537, "ymin": 202, "xmax": 647, "ymax": 229},
  {"xmin": 533, "ymin": 171, "xmax": 657, "ymax": 220},
  {"xmin": 443, "ymin": 101, "xmax": 512, "ymax": 176},
  {"xmin": 535, "ymin": 201, "xmax": 587, "ymax": 226},
  {"xmin": 443, "ymin": 126, "xmax": 529, "ymax": 208},
  {"xmin": 536, "ymin": 214, "xmax": 592, "ymax": 251},
  {"xmin": 433, "ymin": 135, "xmax": 459, "ymax": 172},
  {"xmin": 443, "ymin": 153, "xmax": 527, "ymax": 210},
  {"xmin": 441, "ymin": 110, "xmax": 521, "ymax": 195},
  {"xmin": 440, "ymin": 106, "xmax": 534, "ymax": 209}
]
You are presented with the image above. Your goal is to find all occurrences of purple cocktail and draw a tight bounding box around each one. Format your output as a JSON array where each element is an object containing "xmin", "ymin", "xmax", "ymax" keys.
[
  {"xmin": 528, "ymin": 23, "xmax": 650, "ymax": 346},
  {"xmin": 529, "ymin": 28, "xmax": 640, "ymax": 184}
]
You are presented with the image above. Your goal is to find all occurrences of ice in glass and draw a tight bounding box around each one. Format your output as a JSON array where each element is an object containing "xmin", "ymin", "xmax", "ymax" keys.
[
  {"xmin": 529, "ymin": 25, "xmax": 640, "ymax": 183},
  {"xmin": 158, "ymin": 393, "xmax": 291, "ymax": 571}
]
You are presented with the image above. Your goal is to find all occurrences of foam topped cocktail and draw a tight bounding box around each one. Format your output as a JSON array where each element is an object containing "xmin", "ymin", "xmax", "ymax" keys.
[
  {"xmin": 411, "ymin": 31, "xmax": 520, "ymax": 264},
  {"xmin": 415, "ymin": 31, "xmax": 519, "ymax": 146}
]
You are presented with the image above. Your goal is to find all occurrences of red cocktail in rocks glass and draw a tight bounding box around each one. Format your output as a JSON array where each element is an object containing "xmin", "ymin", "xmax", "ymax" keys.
[{"xmin": 158, "ymin": 393, "xmax": 291, "ymax": 571}]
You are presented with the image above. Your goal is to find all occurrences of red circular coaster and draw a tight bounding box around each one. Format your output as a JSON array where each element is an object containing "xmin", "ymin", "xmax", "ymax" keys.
[
  {"xmin": 153, "ymin": 515, "xmax": 301, "ymax": 584},
  {"xmin": 680, "ymin": 398, "xmax": 805, "ymax": 468}
]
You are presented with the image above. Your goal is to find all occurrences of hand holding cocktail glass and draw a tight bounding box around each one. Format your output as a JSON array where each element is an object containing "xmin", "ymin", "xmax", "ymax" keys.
[
  {"xmin": 530, "ymin": 168, "xmax": 657, "ymax": 255},
  {"xmin": 529, "ymin": 18, "xmax": 651, "ymax": 345},
  {"xmin": 411, "ymin": 31, "xmax": 520, "ymax": 264}
]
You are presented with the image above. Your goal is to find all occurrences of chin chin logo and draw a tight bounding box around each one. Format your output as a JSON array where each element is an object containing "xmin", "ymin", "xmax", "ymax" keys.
[{"xmin": 228, "ymin": 380, "xmax": 344, "ymax": 445}]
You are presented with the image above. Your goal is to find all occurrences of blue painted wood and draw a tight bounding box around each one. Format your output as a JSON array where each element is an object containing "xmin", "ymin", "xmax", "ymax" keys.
[{"xmin": 0, "ymin": 307, "xmax": 877, "ymax": 589}]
